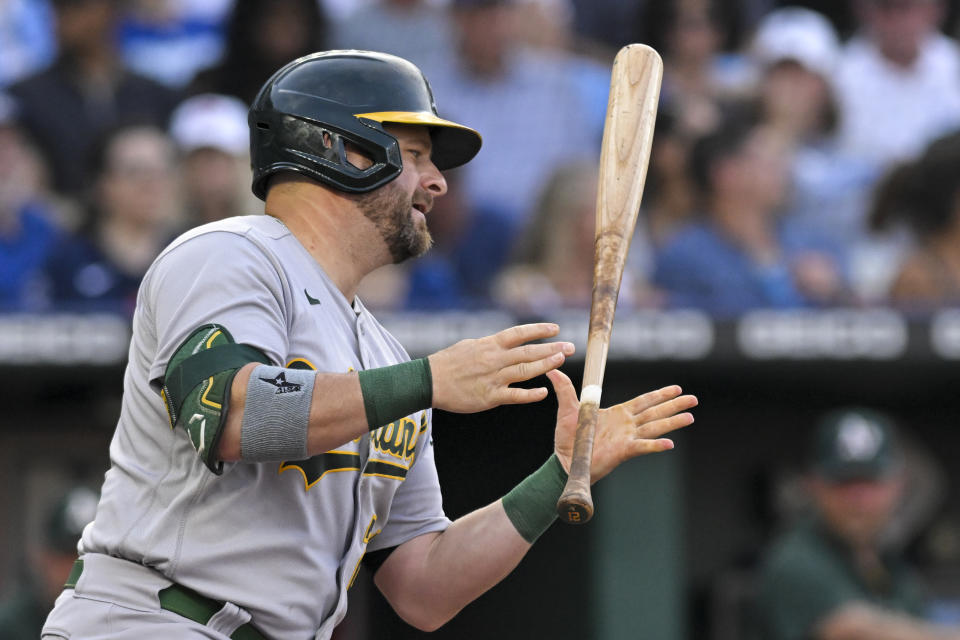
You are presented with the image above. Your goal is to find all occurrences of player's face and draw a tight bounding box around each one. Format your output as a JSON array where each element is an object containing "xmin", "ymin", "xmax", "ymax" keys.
[
  {"xmin": 810, "ymin": 474, "xmax": 904, "ymax": 546},
  {"xmin": 354, "ymin": 125, "xmax": 447, "ymax": 264}
]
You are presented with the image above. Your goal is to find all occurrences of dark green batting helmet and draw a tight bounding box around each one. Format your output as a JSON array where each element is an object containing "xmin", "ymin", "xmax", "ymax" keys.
[{"xmin": 248, "ymin": 50, "xmax": 482, "ymax": 199}]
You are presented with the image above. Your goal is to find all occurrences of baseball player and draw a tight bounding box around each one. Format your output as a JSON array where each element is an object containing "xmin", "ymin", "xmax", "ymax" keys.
[{"xmin": 42, "ymin": 50, "xmax": 697, "ymax": 639}]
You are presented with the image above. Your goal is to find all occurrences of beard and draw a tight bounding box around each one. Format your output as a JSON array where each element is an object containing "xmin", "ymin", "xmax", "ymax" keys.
[{"xmin": 354, "ymin": 181, "xmax": 433, "ymax": 263}]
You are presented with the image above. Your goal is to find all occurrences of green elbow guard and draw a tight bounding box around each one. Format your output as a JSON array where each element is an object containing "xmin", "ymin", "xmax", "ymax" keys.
[{"xmin": 161, "ymin": 324, "xmax": 270, "ymax": 474}]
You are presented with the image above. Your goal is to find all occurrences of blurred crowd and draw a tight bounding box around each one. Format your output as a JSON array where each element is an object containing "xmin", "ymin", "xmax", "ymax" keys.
[{"xmin": 3, "ymin": 0, "xmax": 960, "ymax": 317}]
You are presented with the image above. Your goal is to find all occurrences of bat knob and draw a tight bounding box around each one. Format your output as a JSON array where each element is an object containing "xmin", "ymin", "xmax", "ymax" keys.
[{"xmin": 557, "ymin": 493, "xmax": 594, "ymax": 524}]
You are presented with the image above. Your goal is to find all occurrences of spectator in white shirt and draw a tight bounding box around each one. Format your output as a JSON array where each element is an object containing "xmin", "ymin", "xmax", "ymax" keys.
[
  {"xmin": 169, "ymin": 93, "xmax": 256, "ymax": 225},
  {"xmin": 834, "ymin": 0, "xmax": 960, "ymax": 167},
  {"xmin": 328, "ymin": 0, "xmax": 455, "ymax": 82},
  {"xmin": 751, "ymin": 7, "xmax": 877, "ymax": 298}
]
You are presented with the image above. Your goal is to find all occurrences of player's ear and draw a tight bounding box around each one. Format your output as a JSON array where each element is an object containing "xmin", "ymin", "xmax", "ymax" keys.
[{"xmin": 344, "ymin": 140, "xmax": 375, "ymax": 171}]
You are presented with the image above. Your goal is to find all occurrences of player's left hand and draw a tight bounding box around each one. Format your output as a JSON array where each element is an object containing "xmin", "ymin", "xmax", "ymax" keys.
[{"xmin": 549, "ymin": 369, "xmax": 697, "ymax": 483}]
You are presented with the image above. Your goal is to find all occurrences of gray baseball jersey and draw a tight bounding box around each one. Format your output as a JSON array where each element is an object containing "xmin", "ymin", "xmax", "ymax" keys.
[{"xmin": 75, "ymin": 215, "xmax": 451, "ymax": 639}]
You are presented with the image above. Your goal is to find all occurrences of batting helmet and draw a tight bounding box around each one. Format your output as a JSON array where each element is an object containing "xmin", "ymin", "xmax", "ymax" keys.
[{"xmin": 249, "ymin": 50, "xmax": 482, "ymax": 199}]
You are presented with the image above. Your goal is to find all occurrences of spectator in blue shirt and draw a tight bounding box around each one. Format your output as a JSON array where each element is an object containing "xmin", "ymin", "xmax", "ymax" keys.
[
  {"xmin": 653, "ymin": 118, "xmax": 850, "ymax": 316},
  {"xmin": 7, "ymin": 0, "xmax": 180, "ymax": 198},
  {"xmin": 39, "ymin": 123, "xmax": 180, "ymax": 315},
  {"xmin": 0, "ymin": 95, "xmax": 65, "ymax": 311},
  {"xmin": 424, "ymin": 0, "xmax": 608, "ymax": 230}
]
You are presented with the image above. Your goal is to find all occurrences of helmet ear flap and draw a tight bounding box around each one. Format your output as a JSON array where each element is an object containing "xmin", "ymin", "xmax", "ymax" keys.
[{"xmin": 251, "ymin": 114, "xmax": 403, "ymax": 198}]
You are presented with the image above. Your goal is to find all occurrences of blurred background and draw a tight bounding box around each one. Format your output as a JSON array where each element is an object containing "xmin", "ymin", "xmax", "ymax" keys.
[{"xmin": 3, "ymin": 0, "xmax": 960, "ymax": 638}]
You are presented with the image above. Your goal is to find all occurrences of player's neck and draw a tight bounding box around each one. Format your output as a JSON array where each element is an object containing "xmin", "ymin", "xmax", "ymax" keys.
[{"xmin": 266, "ymin": 183, "xmax": 390, "ymax": 301}]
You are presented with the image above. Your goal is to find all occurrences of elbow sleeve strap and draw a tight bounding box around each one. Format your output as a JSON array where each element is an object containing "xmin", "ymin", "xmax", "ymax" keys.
[{"xmin": 161, "ymin": 324, "xmax": 270, "ymax": 474}]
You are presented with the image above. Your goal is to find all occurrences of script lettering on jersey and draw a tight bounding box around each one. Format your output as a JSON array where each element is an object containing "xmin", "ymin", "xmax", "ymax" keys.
[
  {"xmin": 362, "ymin": 412, "xmax": 429, "ymax": 481},
  {"xmin": 371, "ymin": 416, "xmax": 420, "ymax": 463}
]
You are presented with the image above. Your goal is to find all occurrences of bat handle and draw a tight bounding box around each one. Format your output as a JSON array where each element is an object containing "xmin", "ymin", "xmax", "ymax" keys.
[{"xmin": 556, "ymin": 400, "xmax": 600, "ymax": 524}]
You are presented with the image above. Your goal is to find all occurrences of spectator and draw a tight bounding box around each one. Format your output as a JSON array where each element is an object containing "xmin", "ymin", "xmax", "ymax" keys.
[
  {"xmin": 329, "ymin": 0, "xmax": 455, "ymax": 81},
  {"xmin": 425, "ymin": 0, "xmax": 607, "ymax": 229},
  {"xmin": 511, "ymin": 0, "xmax": 612, "ymax": 134},
  {"xmin": 641, "ymin": 107, "xmax": 698, "ymax": 249},
  {"xmin": 494, "ymin": 159, "xmax": 656, "ymax": 314},
  {"xmin": 755, "ymin": 408, "xmax": 959, "ymax": 640},
  {"xmin": 0, "ymin": 95, "xmax": 66, "ymax": 311},
  {"xmin": 7, "ymin": 0, "xmax": 181, "ymax": 198},
  {"xmin": 750, "ymin": 7, "xmax": 874, "ymax": 293},
  {"xmin": 652, "ymin": 119, "xmax": 849, "ymax": 315},
  {"xmin": 39, "ymin": 124, "xmax": 181, "ymax": 314},
  {"xmin": 797, "ymin": 0, "xmax": 960, "ymax": 302},
  {"xmin": 169, "ymin": 93, "xmax": 256, "ymax": 225},
  {"xmin": 118, "ymin": 0, "xmax": 231, "ymax": 89},
  {"xmin": 868, "ymin": 130, "xmax": 960, "ymax": 311},
  {"xmin": 834, "ymin": 0, "xmax": 960, "ymax": 167},
  {"xmin": 635, "ymin": 0, "xmax": 753, "ymax": 139},
  {"xmin": 511, "ymin": 0, "xmax": 615, "ymax": 65},
  {"xmin": 752, "ymin": 7, "xmax": 840, "ymax": 149},
  {"xmin": 493, "ymin": 160, "xmax": 599, "ymax": 314},
  {"xmin": 0, "ymin": 486, "xmax": 98, "ymax": 639},
  {"xmin": 188, "ymin": 0, "xmax": 327, "ymax": 105}
]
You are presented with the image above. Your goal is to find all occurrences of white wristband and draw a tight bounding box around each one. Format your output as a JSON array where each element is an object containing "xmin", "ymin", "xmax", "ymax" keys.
[{"xmin": 580, "ymin": 384, "xmax": 602, "ymax": 406}]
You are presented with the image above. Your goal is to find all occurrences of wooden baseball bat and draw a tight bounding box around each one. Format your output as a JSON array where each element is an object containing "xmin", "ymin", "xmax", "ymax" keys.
[{"xmin": 556, "ymin": 44, "xmax": 663, "ymax": 525}]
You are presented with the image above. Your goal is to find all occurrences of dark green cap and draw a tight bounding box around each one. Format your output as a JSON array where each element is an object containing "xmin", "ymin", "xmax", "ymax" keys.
[
  {"xmin": 44, "ymin": 487, "xmax": 99, "ymax": 554},
  {"xmin": 810, "ymin": 408, "xmax": 901, "ymax": 481}
]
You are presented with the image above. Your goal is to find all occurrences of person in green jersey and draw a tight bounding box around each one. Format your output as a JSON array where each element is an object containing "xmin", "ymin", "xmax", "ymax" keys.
[{"xmin": 755, "ymin": 407, "xmax": 960, "ymax": 640}]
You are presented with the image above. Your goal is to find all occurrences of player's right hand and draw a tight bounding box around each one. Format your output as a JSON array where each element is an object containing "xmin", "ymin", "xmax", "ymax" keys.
[{"xmin": 428, "ymin": 323, "xmax": 575, "ymax": 413}]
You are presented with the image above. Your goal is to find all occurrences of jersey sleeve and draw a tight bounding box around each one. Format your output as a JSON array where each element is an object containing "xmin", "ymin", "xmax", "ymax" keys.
[
  {"xmin": 143, "ymin": 230, "xmax": 290, "ymax": 387},
  {"xmin": 367, "ymin": 410, "xmax": 450, "ymax": 552}
]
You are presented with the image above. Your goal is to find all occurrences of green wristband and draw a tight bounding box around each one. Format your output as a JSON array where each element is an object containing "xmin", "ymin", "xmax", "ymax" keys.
[
  {"xmin": 357, "ymin": 357, "xmax": 433, "ymax": 431},
  {"xmin": 502, "ymin": 454, "xmax": 568, "ymax": 544}
]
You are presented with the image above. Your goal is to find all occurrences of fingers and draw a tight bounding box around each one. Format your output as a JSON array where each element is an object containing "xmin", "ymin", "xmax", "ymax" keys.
[
  {"xmin": 500, "ymin": 350, "xmax": 567, "ymax": 384},
  {"xmin": 635, "ymin": 392, "xmax": 698, "ymax": 422},
  {"xmin": 489, "ymin": 364, "xmax": 574, "ymax": 408},
  {"xmin": 429, "ymin": 323, "xmax": 575, "ymax": 413},
  {"xmin": 625, "ymin": 438, "xmax": 676, "ymax": 458},
  {"xmin": 626, "ymin": 385, "xmax": 684, "ymax": 415},
  {"xmin": 616, "ymin": 386, "xmax": 697, "ymax": 443},
  {"xmin": 635, "ymin": 410, "xmax": 695, "ymax": 440},
  {"xmin": 495, "ymin": 323, "xmax": 560, "ymax": 349},
  {"xmin": 498, "ymin": 385, "xmax": 549, "ymax": 405},
  {"xmin": 494, "ymin": 332, "xmax": 574, "ymax": 384},
  {"xmin": 489, "ymin": 323, "xmax": 574, "ymax": 371},
  {"xmin": 546, "ymin": 369, "xmax": 576, "ymax": 406},
  {"xmin": 507, "ymin": 341, "xmax": 575, "ymax": 366}
]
